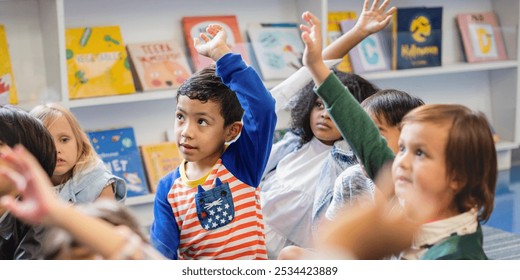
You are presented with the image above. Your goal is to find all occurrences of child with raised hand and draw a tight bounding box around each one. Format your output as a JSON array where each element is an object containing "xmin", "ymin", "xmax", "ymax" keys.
[
  {"xmin": 0, "ymin": 145, "xmax": 164, "ymax": 260},
  {"xmin": 0, "ymin": 105, "xmax": 56, "ymax": 259},
  {"xmin": 260, "ymin": 70, "xmax": 378, "ymax": 259},
  {"xmin": 150, "ymin": 24, "xmax": 277, "ymax": 260},
  {"xmin": 30, "ymin": 103, "xmax": 126, "ymax": 204},
  {"xmin": 323, "ymin": 0, "xmax": 396, "ymax": 60},
  {"xmin": 300, "ymin": 11, "xmax": 496, "ymax": 259},
  {"xmin": 325, "ymin": 89, "xmax": 424, "ymax": 221}
]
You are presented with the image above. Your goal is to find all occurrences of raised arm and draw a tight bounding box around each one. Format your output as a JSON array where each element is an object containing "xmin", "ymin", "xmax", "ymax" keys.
[
  {"xmin": 323, "ymin": 0, "xmax": 395, "ymax": 60},
  {"xmin": 0, "ymin": 146, "xmax": 162, "ymax": 259},
  {"xmin": 194, "ymin": 24, "xmax": 231, "ymax": 61}
]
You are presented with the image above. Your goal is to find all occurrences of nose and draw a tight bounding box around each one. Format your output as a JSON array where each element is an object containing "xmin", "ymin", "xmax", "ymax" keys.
[
  {"xmin": 320, "ymin": 109, "xmax": 330, "ymax": 119},
  {"xmin": 395, "ymin": 150, "xmax": 410, "ymax": 170},
  {"xmin": 180, "ymin": 121, "xmax": 193, "ymax": 139}
]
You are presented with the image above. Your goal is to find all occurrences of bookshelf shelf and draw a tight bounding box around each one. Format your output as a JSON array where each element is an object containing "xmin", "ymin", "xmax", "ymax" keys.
[{"xmin": 125, "ymin": 193, "xmax": 155, "ymax": 206}]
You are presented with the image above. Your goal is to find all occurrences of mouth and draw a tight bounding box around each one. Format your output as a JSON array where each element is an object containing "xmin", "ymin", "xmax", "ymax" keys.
[
  {"xmin": 316, "ymin": 122, "xmax": 331, "ymax": 129},
  {"xmin": 56, "ymin": 158, "xmax": 66, "ymax": 165},
  {"xmin": 180, "ymin": 143, "xmax": 195, "ymax": 151}
]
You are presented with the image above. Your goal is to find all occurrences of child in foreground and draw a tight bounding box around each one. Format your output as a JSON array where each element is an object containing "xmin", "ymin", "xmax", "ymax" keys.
[
  {"xmin": 150, "ymin": 24, "xmax": 277, "ymax": 260},
  {"xmin": 299, "ymin": 10, "xmax": 496, "ymax": 259}
]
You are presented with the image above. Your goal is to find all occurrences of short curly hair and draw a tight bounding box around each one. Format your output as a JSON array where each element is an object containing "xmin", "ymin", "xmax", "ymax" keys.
[
  {"xmin": 289, "ymin": 67, "xmax": 379, "ymax": 146},
  {"xmin": 176, "ymin": 64, "xmax": 244, "ymax": 127}
]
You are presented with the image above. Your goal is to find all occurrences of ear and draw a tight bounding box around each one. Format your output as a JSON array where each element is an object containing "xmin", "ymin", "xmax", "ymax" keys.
[
  {"xmin": 448, "ymin": 177, "xmax": 464, "ymax": 193},
  {"xmin": 224, "ymin": 121, "xmax": 243, "ymax": 142}
]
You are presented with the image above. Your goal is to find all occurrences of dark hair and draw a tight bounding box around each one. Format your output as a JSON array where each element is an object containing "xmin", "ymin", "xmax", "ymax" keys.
[
  {"xmin": 290, "ymin": 68, "xmax": 379, "ymax": 145},
  {"xmin": 176, "ymin": 64, "xmax": 244, "ymax": 126},
  {"xmin": 42, "ymin": 199, "xmax": 147, "ymax": 259},
  {"xmin": 0, "ymin": 105, "xmax": 56, "ymax": 177},
  {"xmin": 401, "ymin": 104, "xmax": 496, "ymax": 222},
  {"xmin": 361, "ymin": 89, "xmax": 425, "ymax": 127}
]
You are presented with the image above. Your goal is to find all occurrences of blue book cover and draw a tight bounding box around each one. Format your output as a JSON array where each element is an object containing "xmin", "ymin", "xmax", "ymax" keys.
[
  {"xmin": 392, "ymin": 7, "xmax": 443, "ymax": 70},
  {"xmin": 87, "ymin": 127, "xmax": 149, "ymax": 197}
]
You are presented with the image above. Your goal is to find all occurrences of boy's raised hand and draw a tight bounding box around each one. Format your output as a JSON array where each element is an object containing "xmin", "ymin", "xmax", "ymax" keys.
[
  {"xmin": 194, "ymin": 24, "xmax": 232, "ymax": 62},
  {"xmin": 355, "ymin": 0, "xmax": 396, "ymax": 37},
  {"xmin": 300, "ymin": 11, "xmax": 330, "ymax": 86}
]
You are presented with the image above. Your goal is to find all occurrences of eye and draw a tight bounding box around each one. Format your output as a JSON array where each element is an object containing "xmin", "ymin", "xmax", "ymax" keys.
[
  {"xmin": 198, "ymin": 119, "xmax": 208, "ymax": 126},
  {"xmin": 398, "ymin": 144, "xmax": 405, "ymax": 153},
  {"xmin": 176, "ymin": 113, "xmax": 184, "ymax": 120},
  {"xmin": 415, "ymin": 149, "xmax": 425, "ymax": 157},
  {"xmin": 60, "ymin": 137, "xmax": 70, "ymax": 144},
  {"xmin": 314, "ymin": 101, "xmax": 324, "ymax": 109}
]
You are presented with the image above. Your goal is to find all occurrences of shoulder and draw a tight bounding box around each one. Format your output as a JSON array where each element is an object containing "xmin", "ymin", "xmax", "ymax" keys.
[{"xmin": 422, "ymin": 226, "xmax": 487, "ymax": 260}]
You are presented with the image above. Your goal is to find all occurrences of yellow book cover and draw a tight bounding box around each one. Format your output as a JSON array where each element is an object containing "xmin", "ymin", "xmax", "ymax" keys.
[
  {"xmin": 0, "ymin": 25, "xmax": 18, "ymax": 105},
  {"xmin": 65, "ymin": 26, "xmax": 135, "ymax": 99},
  {"xmin": 140, "ymin": 142, "xmax": 182, "ymax": 193},
  {"xmin": 327, "ymin": 11, "xmax": 357, "ymax": 73}
]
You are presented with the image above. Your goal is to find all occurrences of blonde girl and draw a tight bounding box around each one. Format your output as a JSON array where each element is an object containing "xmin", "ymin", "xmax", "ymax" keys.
[{"xmin": 30, "ymin": 103, "xmax": 126, "ymax": 203}]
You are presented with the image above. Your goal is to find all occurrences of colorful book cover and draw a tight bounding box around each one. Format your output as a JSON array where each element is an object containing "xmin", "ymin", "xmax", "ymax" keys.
[
  {"xmin": 456, "ymin": 12, "xmax": 507, "ymax": 63},
  {"xmin": 247, "ymin": 23, "xmax": 304, "ymax": 80},
  {"xmin": 392, "ymin": 7, "xmax": 443, "ymax": 70},
  {"xmin": 327, "ymin": 11, "xmax": 357, "ymax": 73},
  {"xmin": 182, "ymin": 15, "xmax": 250, "ymax": 72},
  {"xmin": 0, "ymin": 24, "xmax": 18, "ymax": 105},
  {"xmin": 65, "ymin": 26, "xmax": 135, "ymax": 99},
  {"xmin": 140, "ymin": 142, "xmax": 182, "ymax": 193},
  {"xmin": 127, "ymin": 40, "xmax": 192, "ymax": 91},
  {"xmin": 87, "ymin": 127, "xmax": 149, "ymax": 197},
  {"xmin": 340, "ymin": 19, "xmax": 391, "ymax": 73}
]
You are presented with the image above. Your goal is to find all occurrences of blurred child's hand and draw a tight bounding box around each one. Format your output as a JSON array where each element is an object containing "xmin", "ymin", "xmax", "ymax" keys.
[
  {"xmin": 0, "ymin": 145, "xmax": 65, "ymax": 225},
  {"xmin": 354, "ymin": 0, "xmax": 396, "ymax": 37},
  {"xmin": 194, "ymin": 24, "xmax": 232, "ymax": 62}
]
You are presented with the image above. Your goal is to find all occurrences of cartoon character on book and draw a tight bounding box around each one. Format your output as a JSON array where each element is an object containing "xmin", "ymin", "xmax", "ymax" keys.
[
  {"xmin": 141, "ymin": 57, "xmax": 190, "ymax": 89},
  {"xmin": 410, "ymin": 15, "xmax": 431, "ymax": 43},
  {"xmin": 124, "ymin": 172, "xmax": 144, "ymax": 193}
]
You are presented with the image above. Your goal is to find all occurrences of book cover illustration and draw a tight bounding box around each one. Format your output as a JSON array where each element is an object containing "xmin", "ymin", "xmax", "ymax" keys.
[
  {"xmin": 0, "ymin": 24, "xmax": 18, "ymax": 105},
  {"xmin": 182, "ymin": 15, "xmax": 249, "ymax": 72},
  {"xmin": 340, "ymin": 19, "xmax": 391, "ymax": 73},
  {"xmin": 65, "ymin": 26, "xmax": 135, "ymax": 99},
  {"xmin": 327, "ymin": 11, "xmax": 357, "ymax": 73},
  {"xmin": 456, "ymin": 12, "xmax": 507, "ymax": 63},
  {"xmin": 392, "ymin": 7, "xmax": 443, "ymax": 70},
  {"xmin": 127, "ymin": 40, "xmax": 192, "ymax": 91},
  {"xmin": 247, "ymin": 23, "xmax": 304, "ymax": 80},
  {"xmin": 140, "ymin": 142, "xmax": 182, "ymax": 193},
  {"xmin": 87, "ymin": 127, "xmax": 149, "ymax": 197}
]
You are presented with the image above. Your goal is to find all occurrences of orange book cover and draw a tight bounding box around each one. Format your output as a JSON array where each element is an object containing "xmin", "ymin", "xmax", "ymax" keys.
[
  {"xmin": 457, "ymin": 12, "xmax": 507, "ymax": 63},
  {"xmin": 182, "ymin": 15, "xmax": 250, "ymax": 71},
  {"xmin": 65, "ymin": 26, "xmax": 135, "ymax": 99},
  {"xmin": 0, "ymin": 24, "xmax": 18, "ymax": 105},
  {"xmin": 140, "ymin": 142, "xmax": 182, "ymax": 193},
  {"xmin": 127, "ymin": 40, "xmax": 192, "ymax": 91}
]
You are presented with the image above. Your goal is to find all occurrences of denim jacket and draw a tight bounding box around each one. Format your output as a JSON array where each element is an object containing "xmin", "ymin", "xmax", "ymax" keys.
[
  {"xmin": 261, "ymin": 132, "xmax": 358, "ymax": 246},
  {"xmin": 58, "ymin": 159, "xmax": 127, "ymax": 204}
]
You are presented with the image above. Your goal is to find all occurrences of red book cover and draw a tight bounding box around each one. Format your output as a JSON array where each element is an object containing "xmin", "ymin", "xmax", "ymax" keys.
[
  {"xmin": 457, "ymin": 12, "xmax": 507, "ymax": 63},
  {"xmin": 182, "ymin": 15, "xmax": 250, "ymax": 71}
]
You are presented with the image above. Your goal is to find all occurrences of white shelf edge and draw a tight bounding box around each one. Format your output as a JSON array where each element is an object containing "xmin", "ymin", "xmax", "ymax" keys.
[
  {"xmin": 362, "ymin": 60, "xmax": 518, "ymax": 80},
  {"xmin": 125, "ymin": 193, "xmax": 155, "ymax": 206},
  {"xmin": 67, "ymin": 89, "xmax": 177, "ymax": 108},
  {"xmin": 496, "ymin": 141, "xmax": 519, "ymax": 151}
]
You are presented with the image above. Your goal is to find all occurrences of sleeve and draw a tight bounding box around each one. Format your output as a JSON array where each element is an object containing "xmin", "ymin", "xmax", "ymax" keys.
[
  {"xmin": 216, "ymin": 53, "xmax": 277, "ymax": 187},
  {"xmin": 314, "ymin": 73, "xmax": 394, "ymax": 179},
  {"xmin": 149, "ymin": 170, "xmax": 180, "ymax": 260}
]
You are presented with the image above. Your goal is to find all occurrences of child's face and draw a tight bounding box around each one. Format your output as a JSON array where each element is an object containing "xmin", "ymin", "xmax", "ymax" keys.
[
  {"xmin": 391, "ymin": 121, "xmax": 460, "ymax": 221},
  {"xmin": 47, "ymin": 117, "xmax": 79, "ymax": 184},
  {"xmin": 369, "ymin": 113, "xmax": 400, "ymax": 154},
  {"xmin": 310, "ymin": 97, "xmax": 342, "ymax": 145},
  {"xmin": 174, "ymin": 96, "xmax": 229, "ymax": 164}
]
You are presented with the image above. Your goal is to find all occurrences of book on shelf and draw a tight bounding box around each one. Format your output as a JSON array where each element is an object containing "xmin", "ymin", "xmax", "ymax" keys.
[
  {"xmin": 140, "ymin": 142, "xmax": 183, "ymax": 193},
  {"xmin": 87, "ymin": 127, "xmax": 149, "ymax": 197},
  {"xmin": 456, "ymin": 12, "xmax": 508, "ymax": 63},
  {"xmin": 182, "ymin": 15, "xmax": 250, "ymax": 72},
  {"xmin": 392, "ymin": 7, "xmax": 443, "ymax": 70},
  {"xmin": 327, "ymin": 11, "xmax": 357, "ymax": 73},
  {"xmin": 127, "ymin": 40, "xmax": 192, "ymax": 92},
  {"xmin": 0, "ymin": 24, "xmax": 18, "ymax": 105},
  {"xmin": 65, "ymin": 25, "xmax": 136, "ymax": 99},
  {"xmin": 247, "ymin": 23, "xmax": 304, "ymax": 80},
  {"xmin": 340, "ymin": 19, "xmax": 391, "ymax": 74}
]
